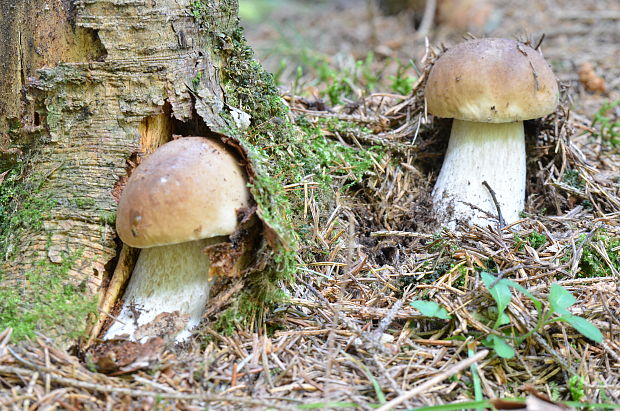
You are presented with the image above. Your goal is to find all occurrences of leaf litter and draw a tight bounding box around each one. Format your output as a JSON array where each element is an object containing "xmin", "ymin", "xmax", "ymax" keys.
[{"xmin": 2, "ymin": 0, "xmax": 620, "ymax": 409}]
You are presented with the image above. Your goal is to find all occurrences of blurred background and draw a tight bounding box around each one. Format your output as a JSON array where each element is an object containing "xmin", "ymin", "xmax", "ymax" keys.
[{"xmin": 238, "ymin": 0, "xmax": 619, "ymax": 118}]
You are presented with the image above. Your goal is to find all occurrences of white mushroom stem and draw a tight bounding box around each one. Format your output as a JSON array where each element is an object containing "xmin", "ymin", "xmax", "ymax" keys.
[
  {"xmin": 432, "ymin": 119, "xmax": 526, "ymax": 229},
  {"xmin": 104, "ymin": 237, "xmax": 224, "ymax": 342}
]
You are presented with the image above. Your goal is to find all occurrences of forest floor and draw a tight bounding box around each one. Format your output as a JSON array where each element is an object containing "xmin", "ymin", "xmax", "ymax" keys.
[{"xmin": 1, "ymin": 0, "xmax": 619, "ymax": 409}]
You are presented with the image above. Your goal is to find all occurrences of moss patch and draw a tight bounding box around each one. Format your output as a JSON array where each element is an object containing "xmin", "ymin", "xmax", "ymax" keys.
[
  {"xmin": 578, "ymin": 232, "xmax": 620, "ymax": 278},
  {"xmin": 189, "ymin": 2, "xmax": 387, "ymax": 330},
  {"xmin": 0, "ymin": 251, "xmax": 98, "ymax": 340},
  {"xmin": 0, "ymin": 164, "xmax": 55, "ymax": 260},
  {"xmin": 0, "ymin": 162, "xmax": 97, "ymax": 341}
]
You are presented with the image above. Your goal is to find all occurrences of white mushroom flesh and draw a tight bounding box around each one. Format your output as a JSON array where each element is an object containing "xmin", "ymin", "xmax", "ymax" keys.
[
  {"xmin": 432, "ymin": 119, "xmax": 526, "ymax": 229},
  {"xmin": 104, "ymin": 237, "xmax": 223, "ymax": 342}
]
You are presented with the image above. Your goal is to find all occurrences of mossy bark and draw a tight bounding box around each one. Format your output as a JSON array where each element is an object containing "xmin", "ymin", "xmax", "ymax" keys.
[{"xmin": 0, "ymin": 0, "xmax": 293, "ymax": 347}]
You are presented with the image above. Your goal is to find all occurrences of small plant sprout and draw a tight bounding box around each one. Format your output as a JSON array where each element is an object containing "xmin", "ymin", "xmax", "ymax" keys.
[
  {"xmin": 480, "ymin": 272, "xmax": 603, "ymax": 358},
  {"xmin": 425, "ymin": 38, "xmax": 559, "ymax": 229},
  {"xmin": 105, "ymin": 137, "xmax": 251, "ymax": 342},
  {"xmin": 591, "ymin": 98, "xmax": 620, "ymax": 147}
]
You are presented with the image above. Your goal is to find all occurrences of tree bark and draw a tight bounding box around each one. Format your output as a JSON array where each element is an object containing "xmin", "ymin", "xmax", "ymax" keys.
[
  {"xmin": 0, "ymin": 0, "xmax": 106, "ymax": 167},
  {"xmin": 0, "ymin": 0, "xmax": 287, "ymax": 347}
]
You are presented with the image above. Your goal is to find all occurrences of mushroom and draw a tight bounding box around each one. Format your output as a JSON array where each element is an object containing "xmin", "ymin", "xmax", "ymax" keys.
[
  {"xmin": 425, "ymin": 38, "xmax": 558, "ymax": 229},
  {"xmin": 105, "ymin": 137, "xmax": 251, "ymax": 342}
]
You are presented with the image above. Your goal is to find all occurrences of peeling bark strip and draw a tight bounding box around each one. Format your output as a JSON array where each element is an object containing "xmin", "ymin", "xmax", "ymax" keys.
[{"xmin": 1, "ymin": 0, "xmax": 278, "ymax": 344}]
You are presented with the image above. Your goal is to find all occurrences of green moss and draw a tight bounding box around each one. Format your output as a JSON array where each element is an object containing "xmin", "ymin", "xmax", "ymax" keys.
[
  {"xmin": 0, "ymin": 250, "xmax": 98, "ymax": 340},
  {"xmin": 562, "ymin": 169, "xmax": 584, "ymax": 189},
  {"xmin": 71, "ymin": 197, "xmax": 96, "ymax": 210},
  {"xmin": 578, "ymin": 232, "xmax": 620, "ymax": 278},
  {"xmin": 214, "ymin": 286, "xmax": 289, "ymax": 335},
  {"xmin": 99, "ymin": 210, "xmax": 116, "ymax": 225},
  {"xmin": 527, "ymin": 232, "xmax": 548, "ymax": 249},
  {"xmin": 0, "ymin": 164, "xmax": 56, "ymax": 260},
  {"xmin": 277, "ymin": 116, "xmax": 384, "ymax": 191},
  {"xmin": 191, "ymin": 71, "xmax": 203, "ymax": 90},
  {"xmin": 0, "ymin": 162, "xmax": 97, "ymax": 341},
  {"xmin": 513, "ymin": 231, "xmax": 548, "ymax": 251},
  {"xmin": 7, "ymin": 118, "xmax": 22, "ymax": 140},
  {"xmin": 188, "ymin": 3, "xmax": 390, "ymax": 330},
  {"xmin": 389, "ymin": 61, "xmax": 416, "ymax": 95},
  {"xmin": 279, "ymin": 51, "xmax": 382, "ymax": 104}
]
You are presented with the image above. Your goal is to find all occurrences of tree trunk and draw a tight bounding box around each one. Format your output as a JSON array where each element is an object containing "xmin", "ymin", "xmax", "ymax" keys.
[{"xmin": 0, "ymin": 0, "xmax": 291, "ymax": 347}]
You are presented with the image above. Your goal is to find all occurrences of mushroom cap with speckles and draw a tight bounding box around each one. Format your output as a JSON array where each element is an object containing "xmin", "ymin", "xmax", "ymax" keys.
[
  {"xmin": 116, "ymin": 137, "xmax": 251, "ymax": 248},
  {"xmin": 425, "ymin": 38, "xmax": 559, "ymax": 123}
]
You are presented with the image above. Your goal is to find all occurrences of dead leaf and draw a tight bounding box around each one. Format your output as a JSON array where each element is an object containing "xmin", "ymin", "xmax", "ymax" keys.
[
  {"xmin": 87, "ymin": 337, "xmax": 165, "ymax": 375},
  {"xmin": 578, "ymin": 63, "xmax": 606, "ymax": 93},
  {"xmin": 204, "ymin": 205, "xmax": 260, "ymax": 278}
]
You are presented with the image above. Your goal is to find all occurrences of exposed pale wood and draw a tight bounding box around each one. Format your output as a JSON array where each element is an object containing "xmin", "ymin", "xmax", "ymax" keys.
[
  {"xmin": 139, "ymin": 111, "xmax": 174, "ymax": 155},
  {"xmin": 87, "ymin": 244, "xmax": 139, "ymax": 345}
]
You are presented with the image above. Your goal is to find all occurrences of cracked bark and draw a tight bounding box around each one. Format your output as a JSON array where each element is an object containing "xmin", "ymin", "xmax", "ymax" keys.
[{"xmin": 0, "ymin": 0, "xmax": 265, "ymax": 346}]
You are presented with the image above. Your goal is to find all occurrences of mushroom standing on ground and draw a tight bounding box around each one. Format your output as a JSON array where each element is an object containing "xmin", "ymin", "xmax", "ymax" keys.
[
  {"xmin": 425, "ymin": 38, "xmax": 559, "ymax": 229},
  {"xmin": 104, "ymin": 137, "xmax": 251, "ymax": 342}
]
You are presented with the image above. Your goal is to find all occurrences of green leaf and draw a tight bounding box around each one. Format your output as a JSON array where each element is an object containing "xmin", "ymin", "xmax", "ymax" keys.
[
  {"xmin": 549, "ymin": 284, "xmax": 577, "ymax": 314},
  {"xmin": 369, "ymin": 371, "xmax": 386, "ymax": 404},
  {"xmin": 564, "ymin": 315, "xmax": 603, "ymax": 343},
  {"xmin": 483, "ymin": 335, "xmax": 515, "ymax": 359},
  {"xmin": 410, "ymin": 300, "xmax": 451, "ymax": 320},
  {"xmin": 498, "ymin": 312, "xmax": 511, "ymax": 326},
  {"xmin": 504, "ymin": 279, "xmax": 541, "ymax": 307},
  {"xmin": 481, "ymin": 272, "xmax": 512, "ymax": 328},
  {"xmin": 468, "ymin": 348, "xmax": 483, "ymax": 402},
  {"xmin": 553, "ymin": 307, "xmax": 572, "ymax": 317}
]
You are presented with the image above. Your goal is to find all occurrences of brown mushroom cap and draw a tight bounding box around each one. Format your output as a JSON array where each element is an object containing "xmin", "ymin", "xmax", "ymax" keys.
[
  {"xmin": 425, "ymin": 38, "xmax": 559, "ymax": 123},
  {"xmin": 116, "ymin": 137, "xmax": 251, "ymax": 248}
]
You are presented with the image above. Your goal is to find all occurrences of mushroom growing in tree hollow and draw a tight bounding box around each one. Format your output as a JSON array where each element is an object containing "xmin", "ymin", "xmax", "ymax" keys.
[
  {"xmin": 105, "ymin": 137, "xmax": 251, "ymax": 342},
  {"xmin": 425, "ymin": 38, "xmax": 558, "ymax": 229}
]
